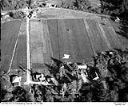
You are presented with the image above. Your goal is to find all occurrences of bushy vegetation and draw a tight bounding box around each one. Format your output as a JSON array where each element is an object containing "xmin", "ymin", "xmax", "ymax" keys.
[
  {"xmin": 1, "ymin": 49, "xmax": 128, "ymax": 102},
  {"xmin": 100, "ymin": 0, "xmax": 128, "ymax": 18},
  {"xmin": 58, "ymin": 0, "xmax": 91, "ymax": 11},
  {"xmin": 8, "ymin": 11, "xmax": 26, "ymax": 19},
  {"xmin": 0, "ymin": 0, "xmax": 95, "ymax": 13},
  {"xmin": 0, "ymin": 0, "xmax": 28, "ymax": 10}
]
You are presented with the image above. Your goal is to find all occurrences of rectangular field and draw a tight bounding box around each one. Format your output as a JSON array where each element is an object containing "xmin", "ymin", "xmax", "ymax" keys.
[
  {"xmin": 11, "ymin": 21, "xmax": 27, "ymax": 69},
  {"xmin": 1, "ymin": 20, "xmax": 21, "ymax": 72},
  {"xmin": 102, "ymin": 23, "xmax": 122, "ymax": 49},
  {"xmin": 30, "ymin": 20, "xmax": 53, "ymax": 71},
  {"xmin": 86, "ymin": 19, "xmax": 110, "ymax": 52},
  {"xmin": 56, "ymin": 19, "xmax": 94, "ymax": 62}
]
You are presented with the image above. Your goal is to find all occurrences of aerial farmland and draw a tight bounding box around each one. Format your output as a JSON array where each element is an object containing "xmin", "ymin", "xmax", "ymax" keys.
[
  {"xmin": 1, "ymin": 0, "xmax": 128, "ymax": 102},
  {"xmin": 2, "ymin": 8, "xmax": 127, "ymax": 72}
]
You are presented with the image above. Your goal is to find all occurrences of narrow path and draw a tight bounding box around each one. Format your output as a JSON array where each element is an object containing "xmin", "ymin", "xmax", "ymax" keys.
[{"xmin": 24, "ymin": 9, "xmax": 31, "ymax": 84}]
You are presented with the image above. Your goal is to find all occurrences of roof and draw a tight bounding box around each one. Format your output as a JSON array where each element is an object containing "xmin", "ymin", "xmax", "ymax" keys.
[{"xmin": 1, "ymin": 8, "xmax": 128, "ymax": 72}]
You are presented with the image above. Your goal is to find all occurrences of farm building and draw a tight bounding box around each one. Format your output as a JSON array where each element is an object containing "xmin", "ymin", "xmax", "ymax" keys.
[{"xmin": 1, "ymin": 8, "xmax": 128, "ymax": 81}]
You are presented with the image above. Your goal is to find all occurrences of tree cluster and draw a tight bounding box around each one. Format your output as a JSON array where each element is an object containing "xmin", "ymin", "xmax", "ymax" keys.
[
  {"xmin": 100, "ymin": 0, "xmax": 128, "ymax": 19},
  {"xmin": 8, "ymin": 11, "xmax": 26, "ymax": 19},
  {"xmin": 58, "ymin": 0, "xmax": 93, "ymax": 12},
  {"xmin": 0, "ymin": 0, "xmax": 28, "ymax": 11}
]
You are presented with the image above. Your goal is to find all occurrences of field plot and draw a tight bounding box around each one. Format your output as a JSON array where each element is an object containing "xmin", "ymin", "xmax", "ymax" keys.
[
  {"xmin": 47, "ymin": 19, "xmax": 60, "ymax": 60},
  {"xmin": 86, "ymin": 19, "xmax": 110, "ymax": 52},
  {"xmin": 1, "ymin": 20, "xmax": 21, "ymax": 72},
  {"xmin": 30, "ymin": 20, "xmax": 53, "ymax": 71},
  {"xmin": 101, "ymin": 22, "xmax": 122, "ymax": 49},
  {"xmin": 56, "ymin": 19, "xmax": 94, "ymax": 62},
  {"xmin": 11, "ymin": 21, "xmax": 27, "ymax": 69}
]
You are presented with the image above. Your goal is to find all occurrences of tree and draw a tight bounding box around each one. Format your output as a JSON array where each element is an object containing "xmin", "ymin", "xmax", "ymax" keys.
[{"xmin": 9, "ymin": 86, "xmax": 30, "ymax": 102}]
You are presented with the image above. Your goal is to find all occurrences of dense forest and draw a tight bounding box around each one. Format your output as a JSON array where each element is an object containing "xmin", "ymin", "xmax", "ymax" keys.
[{"xmin": 100, "ymin": 0, "xmax": 128, "ymax": 19}]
